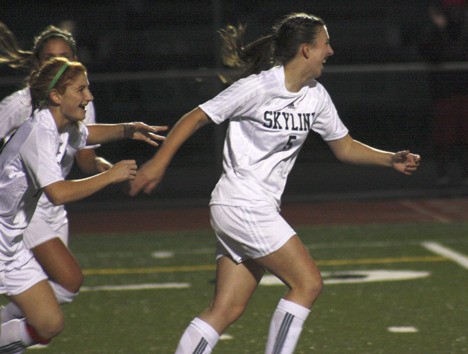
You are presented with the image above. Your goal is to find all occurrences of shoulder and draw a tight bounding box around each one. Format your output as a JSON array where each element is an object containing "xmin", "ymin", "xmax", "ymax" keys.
[
  {"xmin": 32, "ymin": 109, "xmax": 58, "ymax": 133},
  {"xmin": 0, "ymin": 87, "xmax": 32, "ymax": 109},
  {"xmin": 1, "ymin": 87, "xmax": 30, "ymax": 103},
  {"xmin": 306, "ymin": 80, "xmax": 334, "ymax": 101},
  {"xmin": 229, "ymin": 67, "xmax": 280, "ymax": 98}
]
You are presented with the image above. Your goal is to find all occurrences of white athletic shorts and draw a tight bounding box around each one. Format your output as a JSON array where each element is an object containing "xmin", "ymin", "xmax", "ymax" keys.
[
  {"xmin": 23, "ymin": 206, "xmax": 69, "ymax": 249},
  {"xmin": 0, "ymin": 249, "xmax": 48, "ymax": 296},
  {"xmin": 210, "ymin": 204, "xmax": 296, "ymax": 263}
]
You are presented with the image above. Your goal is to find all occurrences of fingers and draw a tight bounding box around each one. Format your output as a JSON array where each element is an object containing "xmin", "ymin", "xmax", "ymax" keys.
[
  {"xmin": 126, "ymin": 160, "xmax": 138, "ymax": 180},
  {"xmin": 112, "ymin": 160, "xmax": 137, "ymax": 182},
  {"xmin": 148, "ymin": 132, "xmax": 166, "ymax": 141},
  {"xmin": 402, "ymin": 153, "xmax": 421, "ymax": 175},
  {"xmin": 128, "ymin": 180, "xmax": 143, "ymax": 196},
  {"xmin": 132, "ymin": 122, "xmax": 169, "ymax": 133},
  {"xmin": 132, "ymin": 132, "xmax": 166, "ymax": 147},
  {"xmin": 152, "ymin": 125, "xmax": 169, "ymax": 132},
  {"xmin": 143, "ymin": 180, "xmax": 158, "ymax": 195},
  {"xmin": 129, "ymin": 173, "xmax": 156, "ymax": 196}
]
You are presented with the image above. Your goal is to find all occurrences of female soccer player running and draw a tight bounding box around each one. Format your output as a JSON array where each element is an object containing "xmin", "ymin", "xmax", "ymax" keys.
[
  {"xmin": 130, "ymin": 13, "xmax": 421, "ymax": 354},
  {"xmin": 0, "ymin": 23, "xmax": 167, "ymax": 326},
  {"xmin": 0, "ymin": 57, "xmax": 162, "ymax": 352}
]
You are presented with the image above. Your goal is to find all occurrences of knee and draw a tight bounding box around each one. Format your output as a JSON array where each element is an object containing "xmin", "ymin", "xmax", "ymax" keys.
[
  {"xmin": 297, "ymin": 271, "xmax": 324, "ymax": 300},
  {"xmin": 60, "ymin": 269, "xmax": 84, "ymax": 293},
  {"xmin": 309, "ymin": 274, "xmax": 324, "ymax": 298},
  {"xmin": 30, "ymin": 312, "xmax": 64, "ymax": 341}
]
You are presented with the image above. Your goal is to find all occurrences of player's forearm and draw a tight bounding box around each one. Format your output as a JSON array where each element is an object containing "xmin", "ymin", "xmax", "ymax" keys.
[
  {"xmin": 86, "ymin": 124, "xmax": 133, "ymax": 145},
  {"xmin": 153, "ymin": 108, "xmax": 210, "ymax": 167},
  {"xmin": 328, "ymin": 135, "xmax": 393, "ymax": 167},
  {"xmin": 342, "ymin": 140, "xmax": 394, "ymax": 167},
  {"xmin": 44, "ymin": 171, "xmax": 117, "ymax": 205}
]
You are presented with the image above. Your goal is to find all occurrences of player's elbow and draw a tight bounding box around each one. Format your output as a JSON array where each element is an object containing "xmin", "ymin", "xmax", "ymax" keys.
[
  {"xmin": 45, "ymin": 193, "xmax": 66, "ymax": 206},
  {"xmin": 43, "ymin": 183, "xmax": 68, "ymax": 206},
  {"xmin": 333, "ymin": 150, "xmax": 352, "ymax": 164}
]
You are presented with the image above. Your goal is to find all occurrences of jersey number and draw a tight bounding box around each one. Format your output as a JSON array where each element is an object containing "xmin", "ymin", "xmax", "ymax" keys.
[{"xmin": 283, "ymin": 135, "xmax": 297, "ymax": 150}]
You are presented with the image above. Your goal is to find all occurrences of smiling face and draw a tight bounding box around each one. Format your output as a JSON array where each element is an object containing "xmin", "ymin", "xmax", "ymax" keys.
[
  {"xmin": 36, "ymin": 38, "xmax": 76, "ymax": 66},
  {"xmin": 57, "ymin": 72, "xmax": 93, "ymax": 124},
  {"xmin": 306, "ymin": 25, "xmax": 334, "ymax": 79}
]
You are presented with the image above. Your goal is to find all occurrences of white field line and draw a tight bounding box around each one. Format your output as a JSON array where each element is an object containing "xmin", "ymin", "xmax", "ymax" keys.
[
  {"xmin": 81, "ymin": 269, "xmax": 431, "ymax": 293},
  {"xmin": 75, "ymin": 238, "xmax": 468, "ymax": 261},
  {"xmin": 399, "ymin": 200, "xmax": 452, "ymax": 223},
  {"xmin": 422, "ymin": 242, "xmax": 468, "ymax": 269},
  {"xmin": 81, "ymin": 283, "xmax": 190, "ymax": 292},
  {"xmin": 387, "ymin": 326, "xmax": 418, "ymax": 333}
]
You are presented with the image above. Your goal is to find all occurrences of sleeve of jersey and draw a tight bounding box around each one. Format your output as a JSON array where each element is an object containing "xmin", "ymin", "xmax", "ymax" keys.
[
  {"xmin": 68, "ymin": 122, "xmax": 89, "ymax": 150},
  {"xmin": 311, "ymin": 84, "xmax": 349, "ymax": 141},
  {"xmin": 82, "ymin": 102, "xmax": 100, "ymax": 150},
  {"xmin": 199, "ymin": 78, "xmax": 259, "ymax": 124},
  {"xmin": 0, "ymin": 90, "xmax": 32, "ymax": 139},
  {"xmin": 21, "ymin": 125, "xmax": 63, "ymax": 190}
]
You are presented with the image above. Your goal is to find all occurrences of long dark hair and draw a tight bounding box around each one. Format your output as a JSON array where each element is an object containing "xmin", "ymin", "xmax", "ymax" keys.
[
  {"xmin": 219, "ymin": 13, "xmax": 326, "ymax": 83},
  {"xmin": 0, "ymin": 23, "xmax": 76, "ymax": 72}
]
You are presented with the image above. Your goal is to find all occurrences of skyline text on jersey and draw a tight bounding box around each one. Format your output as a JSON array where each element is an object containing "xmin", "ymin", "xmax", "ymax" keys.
[{"xmin": 263, "ymin": 111, "xmax": 315, "ymax": 131}]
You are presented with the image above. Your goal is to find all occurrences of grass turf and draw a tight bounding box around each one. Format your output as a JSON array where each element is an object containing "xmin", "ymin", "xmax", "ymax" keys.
[{"xmin": 7, "ymin": 221, "xmax": 468, "ymax": 353}]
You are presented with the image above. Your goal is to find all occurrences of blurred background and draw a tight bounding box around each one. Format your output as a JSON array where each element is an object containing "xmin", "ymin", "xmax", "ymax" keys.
[{"xmin": 1, "ymin": 0, "xmax": 467, "ymax": 209}]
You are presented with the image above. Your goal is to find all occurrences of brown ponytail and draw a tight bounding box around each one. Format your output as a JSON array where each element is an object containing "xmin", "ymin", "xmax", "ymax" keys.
[{"xmin": 218, "ymin": 13, "xmax": 326, "ymax": 84}]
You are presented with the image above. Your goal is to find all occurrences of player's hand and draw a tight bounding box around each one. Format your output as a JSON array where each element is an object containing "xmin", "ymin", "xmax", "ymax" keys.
[
  {"xmin": 107, "ymin": 160, "xmax": 138, "ymax": 183},
  {"xmin": 129, "ymin": 158, "xmax": 166, "ymax": 196},
  {"xmin": 124, "ymin": 122, "xmax": 168, "ymax": 147},
  {"xmin": 392, "ymin": 150, "xmax": 421, "ymax": 175}
]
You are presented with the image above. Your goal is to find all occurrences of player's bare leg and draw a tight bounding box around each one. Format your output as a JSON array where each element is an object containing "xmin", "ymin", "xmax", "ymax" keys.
[
  {"xmin": 0, "ymin": 281, "xmax": 63, "ymax": 352},
  {"xmin": 255, "ymin": 235, "xmax": 322, "ymax": 354},
  {"xmin": 175, "ymin": 256, "xmax": 264, "ymax": 353},
  {"xmin": 1, "ymin": 238, "xmax": 82, "ymax": 324},
  {"xmin": 256, "ymin": 235, "xmax": 323, "ymax": 308},
  {"xmin": 200, "ymin": 257, "xmax": 265, "ymax": 333},
  {"xmin": 33, "ymin": 237, "xmax": 83, "ymax": 293}
]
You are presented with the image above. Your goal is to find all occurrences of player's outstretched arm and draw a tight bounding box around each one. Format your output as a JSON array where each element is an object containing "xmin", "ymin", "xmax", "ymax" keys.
[
  {"xmin": 86, "ymin": 122, "xmax": 168, "ymax": 146},
  {"xmin": 129, "ymin": 108, "xmax": 212, "ymax": 196},
  {"xmin": 327, "ymin": 134, "xmax": 421, "ymax": 175},
  {"xmin": 43, "ymin": 159, "xmax": 137, "ymax": 205}
]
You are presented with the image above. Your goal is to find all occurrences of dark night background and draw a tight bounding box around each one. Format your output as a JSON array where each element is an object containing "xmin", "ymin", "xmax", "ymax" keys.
[{"xmin": 1, "ymin": 1, "xmax": 467, "ymax": 208}]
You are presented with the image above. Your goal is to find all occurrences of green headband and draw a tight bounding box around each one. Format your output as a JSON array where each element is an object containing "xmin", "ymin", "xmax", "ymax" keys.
[{"xmin": 42, "ymin": 62, "xmax": 70, "ymax": 104}]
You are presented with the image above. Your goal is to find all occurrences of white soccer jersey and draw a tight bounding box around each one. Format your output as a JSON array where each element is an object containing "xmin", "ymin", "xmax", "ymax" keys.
[
  {"xmin": 0, "ymin": 87, "xmax": 97, "ymax": 174},
  {"xmin": 202, "ymin": 66, "xmax": 348, "ymax": 209},
  {"xmin": 0, "ymin": 88, "xmax": 97, "ymax": 243},
  {"xmin": 0, "ymin": 109, "xmax": 88, "ymax": 260},
  {"xmin": 0, "ymin": 88, "xmax": 31, "ymax": 139}
]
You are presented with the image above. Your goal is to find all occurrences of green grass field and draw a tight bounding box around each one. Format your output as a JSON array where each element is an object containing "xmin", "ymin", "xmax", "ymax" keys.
[{"xmin": 13, "ymin": 221, "xmax": 468, "ymax": 353}]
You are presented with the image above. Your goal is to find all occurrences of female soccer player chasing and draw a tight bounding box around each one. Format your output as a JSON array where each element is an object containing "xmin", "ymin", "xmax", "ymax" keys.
[
  {"xmin": 0, "ymin": 57, "xmax": 162, "ymax": 352},
  {"xmin": 0, "ymin": 23, "xmax": 168, "ymax": 331},
  {"xmin": 130, "ymin": 13, "xmax": 421, "ymax": 354}
]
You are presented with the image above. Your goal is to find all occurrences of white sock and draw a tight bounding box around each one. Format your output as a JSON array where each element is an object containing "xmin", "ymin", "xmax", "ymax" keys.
[
  {"xmin": 0, "ymin": 303, "xmax": 22, "ymax": 324},
  {"xmin": 265, "ymin": 299, "xmax": 310, "ymax": 354},
  {"xmin": 0, "ymin": 282, "xmax": 77, "ymax": 325},
  {"xmin": 0, "ymin": 319, "xmax": 33, "ymax": 353},
  {"xmin": 49, "ymin": 281, "xmax": 77, "ymax": 304},
  {"xmin": 175, "ymin": 317, "xmax": 220, "ymax": 354}
]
